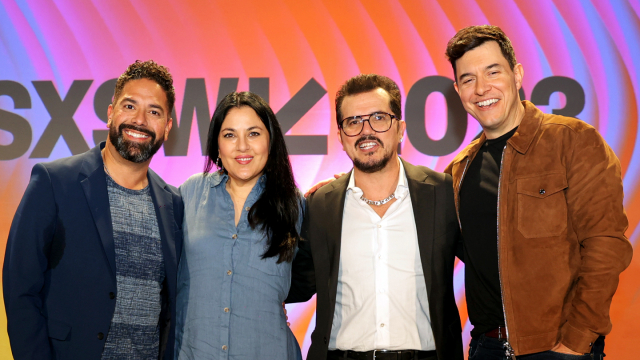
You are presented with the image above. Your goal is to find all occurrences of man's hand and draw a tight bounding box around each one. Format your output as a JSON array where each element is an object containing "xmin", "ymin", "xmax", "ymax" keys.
[
  {"xmin": 551, "ymin": 342, "xmax": 583, "ymax": 355},
  {"xmin": 304, "ymin": 173, "xmax": 346, "ymax": 197}
]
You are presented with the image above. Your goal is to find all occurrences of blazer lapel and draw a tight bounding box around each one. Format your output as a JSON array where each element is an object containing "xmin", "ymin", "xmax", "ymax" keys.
[
  {"xmin": 403, "ymin": 159, "xmax": 435, "ymax": 299},
  {"xmin": 148, "ymin": 170, "xmax": 177, "ymax": 272},
  {"xmin": 323, "ymin": 172, "xmax": 350, "ymax": 303},
  {"xmin": 80, "ymin": 144, "xmax": 116, "ymax": 278}
]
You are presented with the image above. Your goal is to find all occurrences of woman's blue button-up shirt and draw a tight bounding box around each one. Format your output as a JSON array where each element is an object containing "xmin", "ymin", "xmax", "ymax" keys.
[{"xmin": 175, "ymin": 172, "xmax": 303, "ymax": 360}]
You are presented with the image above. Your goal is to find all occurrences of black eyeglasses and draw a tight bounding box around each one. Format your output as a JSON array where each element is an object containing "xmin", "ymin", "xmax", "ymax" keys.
[{"xmin": 339, "ymin": 111, "xmax": 397, "ymax": 137}]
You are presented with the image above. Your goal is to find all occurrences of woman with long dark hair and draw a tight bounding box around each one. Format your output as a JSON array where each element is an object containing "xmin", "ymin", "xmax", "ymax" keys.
[{"xmin": 175, "ymin": 92, "xmax": 303, "ymax": 359}]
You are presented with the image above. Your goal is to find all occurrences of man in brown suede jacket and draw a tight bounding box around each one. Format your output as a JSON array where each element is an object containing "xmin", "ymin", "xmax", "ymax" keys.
[{"xmin": 445, "ymin": 25, "xmax": 632, "ymax": 359}]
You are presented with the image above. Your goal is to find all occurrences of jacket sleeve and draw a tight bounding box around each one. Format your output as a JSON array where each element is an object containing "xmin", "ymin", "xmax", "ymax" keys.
[
  {"xmin": 3, "ymin": 164, "xmax": 57, "ymax": 359},
  {"xmin": 559, "ymin": 127, "xmax": 633, "ymax": 353},
  {"xmin": 444, "ymin": 163, "xmax": 464, "ymax": 262},
  {"xmin": 286, "ymin": 196, "xmax": 316, "ymax": 303}
]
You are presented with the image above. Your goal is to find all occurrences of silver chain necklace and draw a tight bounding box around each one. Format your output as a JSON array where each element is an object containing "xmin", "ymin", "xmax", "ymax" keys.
[{"xmin": 360, "ymin": 192, "xmax": 395, "ymax": 206}]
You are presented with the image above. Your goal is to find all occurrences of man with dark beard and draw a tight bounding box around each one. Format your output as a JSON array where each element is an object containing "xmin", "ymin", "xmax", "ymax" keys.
[
  {"xmin": 287, "ymin": 74, "xmax": 463, "ymax": 360},
  {"xmin": 3, "ymin": 60, "xmax": 183, "ymax": 360}
]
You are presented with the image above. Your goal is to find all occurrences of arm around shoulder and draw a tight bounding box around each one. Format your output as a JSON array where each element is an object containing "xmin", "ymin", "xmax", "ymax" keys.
[{"xmin": 286, "ymin": 194, "xmax": 317, "ymax": 303}]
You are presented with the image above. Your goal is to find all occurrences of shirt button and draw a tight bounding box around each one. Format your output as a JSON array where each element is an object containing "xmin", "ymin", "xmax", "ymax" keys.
[
  {"xmin": 245, "ymin": 206, "xmax": 250, "ymax": 211},
  {"xmin": 232, "ymin": 234, "xmax": 237, "ymax": 239},
  {"xmin": 227, "ymin": 270, "xmax": 232, "ymax": 275},
  {"xmin": 224, "ymin": 307, "xmax": 230, "ymax": 313},
  {"xmin": 380, "ymin": 323, "xmax": 385, "ymax": 328},
  {"xmin": 97, "ymin": 332, "xmax": 104, "ymax": 340},
  {"xmin": 377, "ymin": 224, "xmax": 381, "ymax": 228},
  {"xmin": 222, "ymin": 345, "xmax": 228, "ymax": 351},
  {"xmin": 539, "ymin": 189, "xmax": 546, "ymax": 195},
  {"xmin": 109, "ymin": 292, "xmax": 115, "ymax": 299}
]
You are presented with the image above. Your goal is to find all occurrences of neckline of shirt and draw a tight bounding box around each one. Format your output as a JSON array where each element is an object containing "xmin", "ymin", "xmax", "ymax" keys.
[{"xmin": 347, "ymin": 157, "xmax": 408, "ymax": 199}]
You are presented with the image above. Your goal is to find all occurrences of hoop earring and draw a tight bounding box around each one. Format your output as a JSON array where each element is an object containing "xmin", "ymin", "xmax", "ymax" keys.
[{"xmin": 216, "ymin": 156, "xmax": 224, "ymax": 171}]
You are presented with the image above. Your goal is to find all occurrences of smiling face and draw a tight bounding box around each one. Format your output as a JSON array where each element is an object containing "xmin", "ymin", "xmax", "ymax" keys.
[
  {"xmin": 107, "ymin": 78, "xmax": 172, "ymax": 163},
  {"xmin": 218, "ymin": 106, "xmax": 270, "ymax": 187},
  {"xmin": 338, "ymin": 88, "xmax": 405, "ymax": 173},
  {"xmin": 454, "ymin": 41, "xmax": 525, "ymax": 139}
]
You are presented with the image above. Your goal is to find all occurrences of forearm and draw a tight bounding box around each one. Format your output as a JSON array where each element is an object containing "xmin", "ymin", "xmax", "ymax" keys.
[{"xmin": 286, "ymin": 239, "xmax": 316, "ymax": 303}]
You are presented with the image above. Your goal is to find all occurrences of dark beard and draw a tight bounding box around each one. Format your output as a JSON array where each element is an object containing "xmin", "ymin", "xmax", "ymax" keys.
[
  {"xmin": 353, "ymin": 135, "xmax": 392, "ymax": 173},
  {"xmin": 109, "ymin": 123, "xmax": 163, "ymax": 163}
]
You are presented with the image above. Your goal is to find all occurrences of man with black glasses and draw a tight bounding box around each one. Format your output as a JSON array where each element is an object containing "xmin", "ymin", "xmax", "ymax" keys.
[{"xmin": 287, "ymin": 74, "xmax": 463, "ymax": 360}]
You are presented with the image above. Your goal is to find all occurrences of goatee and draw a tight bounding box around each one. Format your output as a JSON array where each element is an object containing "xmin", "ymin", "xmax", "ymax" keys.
[
  {"xmin": 353, "ymin": 135, "xmax": 392, "ymax": 173},
  {"xmin": 109, "ymin": 123, "xmax": 164, "ymax": 163}
]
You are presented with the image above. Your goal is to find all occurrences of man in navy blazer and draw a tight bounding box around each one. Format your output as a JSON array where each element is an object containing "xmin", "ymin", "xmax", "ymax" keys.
[{"xmin": 3, "ymin": 60, "xmax": 183, "ymax": 359}]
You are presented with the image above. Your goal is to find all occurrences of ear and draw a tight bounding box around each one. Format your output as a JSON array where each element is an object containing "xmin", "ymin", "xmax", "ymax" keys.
[
  {"xmin": 337, "ymin": 128, "xmax": 346, "ymax": 151},
  {"xmin": 398, "ymin": 120, "xmax": 406, "ymax": 143},
  {"xmin": 454, "ymin": 81, "xmax": 460, "ymax": 95},
  {"xmin": 164, "ymin": 117, "xmax": 173, "ymax": 141},
  {"xmin": 107, "ymin": 104, "xmax": 113, "ymax": 128},
  {"xmin": 514, "ymin": 63, "xmax": 524, "ymax": 92}
]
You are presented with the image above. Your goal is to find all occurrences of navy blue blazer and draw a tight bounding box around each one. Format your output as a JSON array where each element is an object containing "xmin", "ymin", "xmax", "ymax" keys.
[{"xmin": 3, "ymin": 142, "xmax": 183, "ymax": 360}]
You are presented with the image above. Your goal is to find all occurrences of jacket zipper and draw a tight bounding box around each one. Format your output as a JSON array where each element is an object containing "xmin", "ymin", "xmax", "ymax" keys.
[{"xmin": 497, "ymin": 145, "xmax": 516, "ymax": 360}]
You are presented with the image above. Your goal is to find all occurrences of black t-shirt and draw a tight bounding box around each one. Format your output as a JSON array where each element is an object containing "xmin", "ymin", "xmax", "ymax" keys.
[{"xmin": 459, "ymin": 126, "xmax": 517, "ymax": 338}]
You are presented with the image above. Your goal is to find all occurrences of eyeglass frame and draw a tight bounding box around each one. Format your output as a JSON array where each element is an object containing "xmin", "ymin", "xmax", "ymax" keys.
[{"xmin": 338, "ymin": 111, "xmax": 399, "ymax": 137}]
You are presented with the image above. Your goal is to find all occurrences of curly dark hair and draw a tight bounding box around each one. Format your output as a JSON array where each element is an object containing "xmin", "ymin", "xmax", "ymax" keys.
[
  {"xmin": 205, "ymin": 91, "xmax": 301, "ymax": 263},
  {"xmin": 335, "ymin": 74, "xmax": 402, "ymax": 125},
  {"xmin": 113, "ymin": 60, "xmax": 176, "ymax": 113},
  {"xmin": 445, "ymin": 25, "xmax": 517, "ymax": 81}
]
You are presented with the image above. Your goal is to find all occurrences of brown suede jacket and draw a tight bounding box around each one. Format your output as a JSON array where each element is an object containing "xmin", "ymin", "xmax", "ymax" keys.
[{"xmin": 445, "ymin": 101, "xmax": 633, "ymax": 355}]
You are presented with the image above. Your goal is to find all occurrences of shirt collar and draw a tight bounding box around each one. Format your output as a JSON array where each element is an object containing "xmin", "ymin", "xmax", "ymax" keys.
[
  {"xmin": 347, "ymin": 157, "xmax": 408, "ymax": 195},
  {"xmin": 209, "ymin": 171, "xmax": 266, "ymax": 192}
]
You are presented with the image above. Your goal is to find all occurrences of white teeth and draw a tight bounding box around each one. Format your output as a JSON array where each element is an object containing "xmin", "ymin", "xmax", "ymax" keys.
[
  {"xmin": 237, "ymin": 158, "xmax": 252, "ymax": 161},
  {"xmin": 359, "ymin": 142, "xmax": 377, "ymax": 150},
  {"xmin": 477, "ymin": 98, "xmax": 499, "ymax": 107},
  {"xmin": 125, "ymin": 130, "xmax": 149, "ymax": 138}
]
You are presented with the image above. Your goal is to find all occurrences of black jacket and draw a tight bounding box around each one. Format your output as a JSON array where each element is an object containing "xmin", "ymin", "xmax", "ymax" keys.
[{"xmin": 286, "ymin": 159, "xmax": 463, "ymax": 360}]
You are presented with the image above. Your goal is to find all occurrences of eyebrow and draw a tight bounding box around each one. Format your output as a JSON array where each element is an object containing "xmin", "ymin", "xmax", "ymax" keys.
[
  {"xmin": 221, "ymin": 126, "xmax": 263, "ymax": 132},
  {"xmin": 121, "ymin": 98, "xmax": 165, "ymax": 112},
  {"xmin": 121, "ymin": 98, "xmax": 137, "ymax": 105},
  {"xmin": 458, "ymin": 63, "xmax": 501, "ymax": 81}
]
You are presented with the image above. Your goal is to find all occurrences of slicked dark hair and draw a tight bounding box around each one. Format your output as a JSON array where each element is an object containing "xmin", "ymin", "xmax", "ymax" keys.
[
  {"xmin": 445, "ymin": 25, "xmax": 517, "ymax": 81},
  {"xmin": 335, "ymin": 74, "xmax": 402, "ymax": 125},
  {"xmin": 205, "ymin": 92, "xmax": 300, "ymax": 263},
  {"xmin": 113, "ymin": 60, "xmax": 176, "ymax": 114}
]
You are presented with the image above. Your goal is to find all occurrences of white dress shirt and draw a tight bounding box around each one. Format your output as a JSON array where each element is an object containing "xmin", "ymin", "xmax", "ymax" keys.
[{"xmin": 329, "ymin": 159, "xmax": 435, "ymax": 351}]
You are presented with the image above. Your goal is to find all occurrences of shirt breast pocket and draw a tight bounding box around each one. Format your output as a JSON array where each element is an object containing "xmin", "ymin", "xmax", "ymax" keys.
[
  {"xmin": 248, "ymin": 237, "xmax": 289, "ymax": 277},
  {"xmin": 516, "ymin": 173, "xmax": 568, "ymax": 238}
]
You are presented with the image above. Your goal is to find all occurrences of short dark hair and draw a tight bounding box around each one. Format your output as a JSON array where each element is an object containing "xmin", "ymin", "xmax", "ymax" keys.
[
  {"xmin": 113, "ymin": 60, "xmax": 176, "ymax": 114},
  {"xmin": 205, "ymin": 92, "xmax": 301, "ymax": 263},
  {"xmin": 445, "ymin": 25, "xmax": 517, "ymax": 81},
  {"xmin": 335, "ymin": 74, "xmax": 402, "ymax": 125}
]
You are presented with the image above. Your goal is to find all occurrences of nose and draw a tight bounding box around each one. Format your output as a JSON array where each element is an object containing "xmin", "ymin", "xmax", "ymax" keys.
[
  {"xmin": 236, "ymin": 134, "xmax": 250, "ymax": 151},
  {"xmin": 475, "ymin": 76, "xmax": 491, "ymax": 95},
  {"xmin": 361, "ymin": 118, "xmax": 376, "ymax": 135},
  {"xmin": 131, "ymin": 108, "xmax": 148, "ymax": 126}
]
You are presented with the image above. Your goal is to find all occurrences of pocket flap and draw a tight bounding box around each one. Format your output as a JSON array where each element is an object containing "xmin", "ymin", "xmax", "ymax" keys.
[
  {"xmin": 47, "ymin": 318, "xmax": 71, "ymax": 340},
  {"xmin": 517, "ymin": 173, "xmax": 567, "ymax": 198}
]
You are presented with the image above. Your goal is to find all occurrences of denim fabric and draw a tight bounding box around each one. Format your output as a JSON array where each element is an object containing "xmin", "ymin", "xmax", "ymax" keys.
[
  {"xmin": 469, "ymin": 335, "xmax": 604, "ymax": 360},
  {"xmin": 175, "ymin": 173, "xmax": 303, "ymax": 360}
]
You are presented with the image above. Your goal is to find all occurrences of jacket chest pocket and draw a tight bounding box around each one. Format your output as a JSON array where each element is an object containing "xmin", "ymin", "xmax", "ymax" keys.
[{"xmin": 516, "ymin": 173, "xmax": 568, "ymax": 238}]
